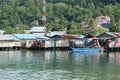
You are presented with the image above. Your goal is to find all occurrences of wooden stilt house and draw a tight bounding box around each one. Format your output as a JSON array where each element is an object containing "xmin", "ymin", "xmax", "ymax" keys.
[
  {"xmin": 50, "ymin": 34, "xmax": 83, "ymax": 48},
  {"xmin": 97, "ymin": 32, "xmax": 120, "ymax": 48},
  {"xmin": 0, "ymin": 34, "xmax": 20, "ymax": 50},
  {"xmin": 13, "ymin": 34, "xmax": 41, "ymax": 49}
]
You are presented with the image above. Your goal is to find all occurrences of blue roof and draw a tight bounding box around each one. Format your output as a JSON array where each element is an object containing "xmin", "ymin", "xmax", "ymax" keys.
[
  {"xmin": 79, "ymin": 34, "xmax": 85, "ymax": 38},
  {"xmin": 13, "ymin": 34, "xmax": 38, "ymax": 40}
]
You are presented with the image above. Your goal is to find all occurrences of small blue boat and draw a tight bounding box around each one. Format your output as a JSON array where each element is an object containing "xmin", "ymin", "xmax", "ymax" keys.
[{"xmin": 71, "ymin": 47, "xmax": 100, "ymax": 52}]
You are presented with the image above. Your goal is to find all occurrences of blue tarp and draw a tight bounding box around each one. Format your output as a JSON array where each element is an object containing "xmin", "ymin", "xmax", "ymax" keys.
[
  {"xmin": 13, "ymin": 34, "xmax": 39, "ymax": 40},
  {"xmin": 79, "ymin": 34, "xmax": 85, "ymax": 38}
]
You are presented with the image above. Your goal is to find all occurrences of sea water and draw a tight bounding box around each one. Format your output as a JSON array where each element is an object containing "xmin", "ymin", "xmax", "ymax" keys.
[{"xmin": 0, "ymin": 50, "xmax": 120, "ymax": 80}]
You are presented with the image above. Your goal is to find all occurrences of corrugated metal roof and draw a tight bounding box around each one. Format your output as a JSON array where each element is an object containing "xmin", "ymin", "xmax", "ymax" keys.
[
  {"xmin": 97, "ymin": 32, "xmax": 120, "ymax": 39},
  {"xmin": 0, "ymin": 34, "xmax": 19, "ymax": 41},
  {"xmin": 51, "ymin": 34, "xmax": 81, "ymax": 39},
  {"xmin": 0, "ymin": 30, "xmax": 5, "ymax": 34},
  {"xmin": 110, "ymin": 32, "xmax": 120, "ymax": 37},
  {"xmin": 30, "ymin": 26, "xmax": 46, "ymax": 33},
  {"xmin": 33, "ymin": 33, "xmax": 49, "ymax": 39},
  {"xmin": 45, "ymin": 31, "xmax": 66, "ymax": 37},
  {"xmin": 13, "ymin": 34, "xmax": 38, "ymax": 40}
]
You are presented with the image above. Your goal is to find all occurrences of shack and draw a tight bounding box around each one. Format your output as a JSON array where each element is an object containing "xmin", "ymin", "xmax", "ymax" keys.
[
  {"xmin": 97, "ymin": 32, "xmax": 120, "ymax": 48},
  {"xmin": 0, "ymin": 34, "xmax": 20, "ymax": 50},
  {"xmin": 13, "ymin": 34, "xmax": 40, "ymax": 49},
  {"xmin": 50, "ymin": 34, "xmax": 83, "ymax": 48}
]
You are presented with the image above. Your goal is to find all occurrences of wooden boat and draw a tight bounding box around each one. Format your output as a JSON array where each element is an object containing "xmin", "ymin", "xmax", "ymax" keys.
[
  {"xmin": 70, "ymin": 38, "xmax": 102, "ymax": 53},
  {"xmin": 71, "ymin": 49, "xmax": 100, "ymax": 56},
  {"xmin": 71, "ymin": 47, "xmax": 100, "ymax": 52}
]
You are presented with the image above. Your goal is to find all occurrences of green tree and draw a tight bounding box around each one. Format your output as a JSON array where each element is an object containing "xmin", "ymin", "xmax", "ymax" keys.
[
  {"xmin": 0, "ymin": 0, "xmax": 120, "ymax": 34},
  {"xmin": 67, "ymin": 21, "xmax": 80, "ymax": 34},
  {"xmin": 109, "ymin": 21, "xmax": 120, "ymax": 32},
  {"xmin": 95, "ymin": 27, "xmax": 108, "ymax": 34}
]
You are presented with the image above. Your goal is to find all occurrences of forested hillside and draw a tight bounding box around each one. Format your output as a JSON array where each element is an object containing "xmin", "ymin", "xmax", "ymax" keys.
[{"xmin": 0, "ymin": 0, "xmax": 120, "ymax": 34}]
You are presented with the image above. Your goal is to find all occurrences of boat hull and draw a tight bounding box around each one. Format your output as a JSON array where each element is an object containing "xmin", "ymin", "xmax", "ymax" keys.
[{"xmin": 71, "ymin": 47, "xmax": 100, "ymax": 52}]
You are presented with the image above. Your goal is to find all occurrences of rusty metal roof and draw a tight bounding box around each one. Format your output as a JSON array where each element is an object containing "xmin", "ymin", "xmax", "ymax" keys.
[
  {"xmin": 60, "ymin": 34, "xmax": 80, "ymax": 39},
  {"xmin": 111, "ymin": 32, "xmax": 120, "ymax": 37}
]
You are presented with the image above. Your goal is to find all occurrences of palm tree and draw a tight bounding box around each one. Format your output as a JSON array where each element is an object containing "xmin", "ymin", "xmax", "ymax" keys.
[{"xmin": 85, "ymin": 15, "xmax": 96, "ymax": 35}]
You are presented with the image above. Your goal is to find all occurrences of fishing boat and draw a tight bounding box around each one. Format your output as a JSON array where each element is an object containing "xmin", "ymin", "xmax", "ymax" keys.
[
  {"xmin": 71, "ymin": 47, "xmax": 100, "ymax": 52},
  {"xmin": 71, "ymin": 48, "xmax": 100, "ymax": 56},
  {"xmin": 71, "ymin": 38, "xmax": 102, "ymax": 53}
]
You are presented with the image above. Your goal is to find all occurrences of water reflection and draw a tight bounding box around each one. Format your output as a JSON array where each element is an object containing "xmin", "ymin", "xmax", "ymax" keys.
[
  {"xmin": 0, "ymin": 50, "xmax": 120, "ymax": 80},
  {"xmin": 71, "ymin": 52, "xmax": 100, "ymax": 65}
]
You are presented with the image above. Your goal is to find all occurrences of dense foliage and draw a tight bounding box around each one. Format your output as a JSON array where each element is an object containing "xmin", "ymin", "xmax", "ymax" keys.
[{"xmin": 0, "ymin": 0, "xmax": 120, "ymax": 34}]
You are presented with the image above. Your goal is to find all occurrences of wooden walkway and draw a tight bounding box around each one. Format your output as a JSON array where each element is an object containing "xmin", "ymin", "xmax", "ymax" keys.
[{"xmin": 0, "ymin": 46, "xmax": 120, "ymax": 52}]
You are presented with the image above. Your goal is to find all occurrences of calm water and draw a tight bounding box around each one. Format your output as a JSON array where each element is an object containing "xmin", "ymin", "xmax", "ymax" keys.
[{"xmin": 0, "ymin": 50, "xmax": 120, "ymax": 80}]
